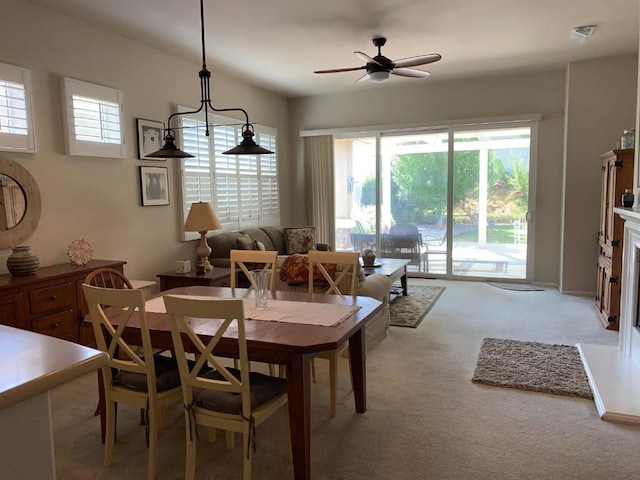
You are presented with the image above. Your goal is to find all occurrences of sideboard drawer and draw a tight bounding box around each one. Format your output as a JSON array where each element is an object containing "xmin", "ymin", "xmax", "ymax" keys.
[
  {"xmin": 31, "ymin": 310, "xmax": 77, "ymax": 341},
  {"xmin": 29, "ymin": 282, "xmax": 74, "ymax": 315}
]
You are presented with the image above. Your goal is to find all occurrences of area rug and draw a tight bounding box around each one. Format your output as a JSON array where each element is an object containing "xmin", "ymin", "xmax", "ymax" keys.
[
  {"xmin": 487, "ymin": 282, "xmax": 544, "ymax": 291},
  {"xmin": 389, "ymin": 285, "xmax": 445, "ymax": 328},
  {"xmin": 471, "ymin": 338, "xmax": 593, "ymax": 399}
]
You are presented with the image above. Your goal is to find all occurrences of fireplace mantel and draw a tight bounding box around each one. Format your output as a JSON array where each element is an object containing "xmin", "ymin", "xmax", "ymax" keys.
[{"xmin": 578, "ymin": 207, "xmax": 640, "ymax": 425}]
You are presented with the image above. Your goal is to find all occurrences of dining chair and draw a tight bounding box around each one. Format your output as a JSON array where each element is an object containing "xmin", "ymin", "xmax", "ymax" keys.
[
  {"xmin": 307, "ymin": 250, "xmax": 359, "ymax": 417},
  {"xmin": 82, "ymin": 284, "xmax": 183, "ymax": 480},
  {"xmin": 230, "ymin": 249, "xmax": 280, "ymax": 375},
  {"xmin": 84, "ymin": 267, "xmax": 146, "ymax": 437},
  {"xmin": 162, "ymin": 295, "xmax": 289, "ymax": 480}
]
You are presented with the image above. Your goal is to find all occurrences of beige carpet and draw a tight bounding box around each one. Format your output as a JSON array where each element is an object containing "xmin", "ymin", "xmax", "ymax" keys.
[
  {"xmin": 471, "ymin": 338, "xmax": 593, "ymax": 399},
  {"xmin": 50, "ymin": 280, "xmax": 639, "ymax": 479},
  {"xmin": 389, "ymin": 285, "xmax": 445, "ymax": 328}
]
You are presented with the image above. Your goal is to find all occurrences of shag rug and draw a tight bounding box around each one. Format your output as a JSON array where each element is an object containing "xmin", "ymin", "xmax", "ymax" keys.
[
  {"xmin": 471, "ymin": 338, "xmax": 593, "ymax": 399},
  {"xmin": 487, "ymin": 282, "xmax": 544, "ymax": 291},
  {"xmin": 389, "ymin": 285, "xmax": 445, "ymax": 328}
]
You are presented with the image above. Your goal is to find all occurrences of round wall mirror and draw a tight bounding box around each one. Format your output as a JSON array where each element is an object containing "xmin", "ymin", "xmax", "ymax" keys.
[
  {"xmin": 0, "ymin": 174, "xmax": 27, "ymax": 229},
  {"xmin": 0, "ymin": 157, "xmax": 41, "ymax": 249}
]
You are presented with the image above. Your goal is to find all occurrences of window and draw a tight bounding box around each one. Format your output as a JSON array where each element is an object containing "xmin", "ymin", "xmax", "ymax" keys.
[
  {"xmin": 0, "ymin": 62, "xmax": 36, "ymax": 152},
  {"xmin": 61, "ymin": 77, "xmax": 125, "ymax": 158},
  {"xmin": 178, "ymin": 109, "xmax": 279, "ymax": 238}
]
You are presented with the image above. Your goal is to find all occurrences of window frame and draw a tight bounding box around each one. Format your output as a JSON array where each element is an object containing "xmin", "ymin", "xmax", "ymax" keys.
[
  {"xmin": 0, "ymin": 62, "xmax": 36, "ymax": 152},
  {"xmin": 61, "ymin": 77, "xmax": 125, "ymax": 158},
  {"xmin": 176, "ymin": 107, "xmax": 279, "ymax": 240}
]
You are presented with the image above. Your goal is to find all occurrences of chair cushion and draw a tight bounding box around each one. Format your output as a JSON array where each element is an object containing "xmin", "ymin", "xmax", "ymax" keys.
[
  {"xmin": 113, "ymin": 354, "xmax": 181, "ymax": 392},
  {"xmin": 193, "ymin": 368, "xmax": 287, "ymax": 414},
  {"xmin": 283, "ymin": 226, "xmax": 316, "ymax": 254}
]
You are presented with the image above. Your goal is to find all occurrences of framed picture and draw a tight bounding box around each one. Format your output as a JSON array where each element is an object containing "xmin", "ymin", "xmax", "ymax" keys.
[
  {"xmin": 139, "ymin": 166, "xmax": 169, "ymax": 206},
  {"xmin": 136, "ymin": 118, "xmax": 165, "ymax": 159}
]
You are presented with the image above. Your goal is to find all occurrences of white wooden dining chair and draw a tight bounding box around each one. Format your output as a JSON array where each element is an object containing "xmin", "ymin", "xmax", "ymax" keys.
[
  {"xmin": 162, "ymin": 295, "xmax": 289, "ymax": 480},
  {"xmin": 230, "ymin": 249, "xmax": 278, "ymax": 290},
  {"xmin": 307, "ymin": 250, "xmax": 359, "ymax": 417},
  {"xmin": 230, "ymin": 249, "xmax": 280, "ymax": 375},
  {"xmin": 82, "ymin": 284, "xmax": 183, "ymax": 480}
]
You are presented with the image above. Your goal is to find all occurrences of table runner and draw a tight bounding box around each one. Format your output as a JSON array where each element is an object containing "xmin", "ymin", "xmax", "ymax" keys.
[{"xmin": 144, "ymin": 295, "xmax": 361, "ymax": 327}]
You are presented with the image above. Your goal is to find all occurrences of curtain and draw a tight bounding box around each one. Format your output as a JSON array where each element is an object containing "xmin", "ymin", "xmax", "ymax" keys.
[{"xmin": 304, "ymin": 135, "xmax": 335, "ymax": 249}]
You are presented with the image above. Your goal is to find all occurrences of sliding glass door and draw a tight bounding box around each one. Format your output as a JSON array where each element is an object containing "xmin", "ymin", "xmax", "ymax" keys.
[{"xmin": 334, "ymin": 121, "xmax": 534, "ymax": 281}]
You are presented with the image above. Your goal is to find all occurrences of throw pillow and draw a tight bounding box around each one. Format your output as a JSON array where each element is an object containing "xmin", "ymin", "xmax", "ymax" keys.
[
  {"xmin": 280, "ymin": 253, "xmax": 309, "ymax": 284},
  {"xmin": 279, "ymin": 253, "xmax": 338, "ymax": 286},
  {"xmin": 283, "ymin": 226, "xmax": 317, "ymax": 254},
  {"xmin": 253, "ymin": 240, "xmax": 266, "ymax": 251}
]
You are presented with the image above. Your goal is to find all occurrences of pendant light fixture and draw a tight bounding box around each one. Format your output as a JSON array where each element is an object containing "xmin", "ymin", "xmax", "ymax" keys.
[{"xmin": 147, "ymin": 0, "xmax": 273, "ymax": 158}]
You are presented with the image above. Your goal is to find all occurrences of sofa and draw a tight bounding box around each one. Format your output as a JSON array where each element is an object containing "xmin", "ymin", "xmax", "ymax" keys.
[{"xmin": 208, "ymin": 226, "xmax": 392, "ymax": 350}]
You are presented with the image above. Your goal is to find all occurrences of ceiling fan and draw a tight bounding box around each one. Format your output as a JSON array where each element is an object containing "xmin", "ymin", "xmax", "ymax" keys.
[{"xmin": 314, "ymin": 36, "xmax": 441, "ymax": 83}]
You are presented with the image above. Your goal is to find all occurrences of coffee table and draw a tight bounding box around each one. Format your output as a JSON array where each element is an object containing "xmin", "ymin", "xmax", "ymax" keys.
[{"xmin": 362, "ymin": 258, "xmax": 410, "ymax": 296}]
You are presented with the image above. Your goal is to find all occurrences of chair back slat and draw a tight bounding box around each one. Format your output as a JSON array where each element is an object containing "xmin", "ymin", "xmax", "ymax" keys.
[
  {"xmin": 230, "ymin": 249, "xmax": 277, "ymax": 290},
  {"xmin": 307, "ymin": 251, "xmax": 359, "ymax": 296},
  {"xmin": 162, "ymin": 295, "xmax": 250, "ymax": 411},
  {"xmin": 82, "ymin": 284, "xmax": 159, "ymax": 389}
]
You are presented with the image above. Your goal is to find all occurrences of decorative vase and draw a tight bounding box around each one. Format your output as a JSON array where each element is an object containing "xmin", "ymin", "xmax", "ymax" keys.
[
  {"xmin": 362, "ymin": 248, "xmax": 376, "ymax": 267},
  {"xmin": 622, "ymin": 189, "xmax": 635, "ymax": 208},
  {"xmin": 6, "ymin": 245, "xmax": 40, "ymax": 276}
]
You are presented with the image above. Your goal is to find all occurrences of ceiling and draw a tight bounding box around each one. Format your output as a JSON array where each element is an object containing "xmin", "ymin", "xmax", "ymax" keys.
[{"xmin": 29, "ymin": 0, "xmax": 639, "ymax": 98}]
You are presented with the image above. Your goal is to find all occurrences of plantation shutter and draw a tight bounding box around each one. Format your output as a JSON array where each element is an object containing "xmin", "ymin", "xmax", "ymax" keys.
[
  {"xmin": 213, "ymin": 123, "xmax": 240, "ymax": 230},
  {"xmin": 0, "ymin": 62, "xmax": 36, "ymax": 152},
  {"xmin": 180, "ymin": 116, "xmax": 213, "ymax": 223},
  {"xmin": 61, "ymin": 77, "xmax": 125, "ymax": 158},
  {"xmin": 257, "ymin": 128, "xmax": 280, "ymax": 225}
]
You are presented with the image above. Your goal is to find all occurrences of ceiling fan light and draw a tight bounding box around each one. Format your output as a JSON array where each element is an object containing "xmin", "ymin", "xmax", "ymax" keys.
[{"xmin": 369, "ymin": 71, "xmax": 390, "ymax": 83}]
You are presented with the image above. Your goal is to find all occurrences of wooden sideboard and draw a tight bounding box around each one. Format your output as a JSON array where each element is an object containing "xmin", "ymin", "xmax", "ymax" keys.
[{"xmin": 0, "ymin": 260, "xmax": 125, "ymax": 345}]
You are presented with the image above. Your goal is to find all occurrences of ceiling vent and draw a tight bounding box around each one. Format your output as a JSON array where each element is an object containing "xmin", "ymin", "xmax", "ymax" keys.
[{"xmin": 571, "ymin": 25, "xmax": 597, "ymax": 44}]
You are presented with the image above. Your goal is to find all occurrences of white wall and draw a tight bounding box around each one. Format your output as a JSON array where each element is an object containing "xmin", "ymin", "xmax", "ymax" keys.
[
  {"xmin": 290, "ymin": 60, "xmax": 638, "ymax": 287},
  {"xmin": 0, "ymin": 0, "xmax": 291, "ymax": 282},
  {"xmin": 561, "ymin": 55, "xmax": 638, "ymax": 294},
  {"xmin": 290, "ymin": 70, "xmax": 567, "ymax": 285}
]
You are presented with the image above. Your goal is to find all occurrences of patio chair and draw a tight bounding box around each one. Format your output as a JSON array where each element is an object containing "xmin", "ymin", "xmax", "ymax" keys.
[
  {"xmin": 381, "ymin": 223, "xmax": 424, "ymax": 271},
  {"xmin": 423, "ymin": 231, "xmax": 447, "ymax": 272}
]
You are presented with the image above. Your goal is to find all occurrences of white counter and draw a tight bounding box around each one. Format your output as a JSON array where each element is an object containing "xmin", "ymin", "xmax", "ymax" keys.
[{"xmin": 0, "ymin": 325, "xmax": 107, "ymax": 479}]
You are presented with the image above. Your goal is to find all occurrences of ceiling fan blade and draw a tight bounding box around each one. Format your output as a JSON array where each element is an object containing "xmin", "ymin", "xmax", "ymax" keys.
[
  {"xmin": 393, "ymin": 54, "xmax": 442, "ymax": 68},
  {"xmin": 314, "ymin": 66, "xmax": 366, "ymax": 74},
  {"xmin": 392, "ymin": 67, "xmax": 430, "ymax": 78},
  {"xmin": 355, "ymin": 51, "xmax": 382, "ymax": 66},
  {"xmin": 355, "ymin": 72, "xmax": 370, "ymax": 83}
]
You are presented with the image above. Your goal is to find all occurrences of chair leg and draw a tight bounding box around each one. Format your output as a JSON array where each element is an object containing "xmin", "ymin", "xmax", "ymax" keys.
[
  {"xmin": 311, "ymin": 358, "xmax": 317, "ymax": 383},
  {"xmin": 329, "ymin": 352, "xmax": 338, "ymax": 417},
  {"xmin": 104, "ymin": 400, "xmax": 116, "ymax": 467},
  {"xmin": 184, "ymin": 410, "xmax": 197, "ymax": 480},
  {"xmin": 226, "ymin": 430, "xmax": 235, "ymax": 450},
  {"xmin": 242, "ymin": 424, "xmax": 253, "ymax": 480},
  {"xmin": 207, "ymin": 427, "xmax": 216, "ymax": 443},
  {"xmin": 146, "ymin": 404, "xmax": 159, "ymax": 480}
]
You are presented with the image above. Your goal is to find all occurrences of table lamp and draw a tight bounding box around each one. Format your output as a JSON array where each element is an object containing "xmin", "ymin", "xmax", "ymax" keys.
[{"xmin": 183, "ymin": 201, "xmax": 222, "ymax": 273}]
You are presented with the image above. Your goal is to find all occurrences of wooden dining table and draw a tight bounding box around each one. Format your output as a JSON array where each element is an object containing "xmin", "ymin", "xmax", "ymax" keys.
[{"xmin": 97, "ymin": 286, "xmax": 383, "ymax": 480}]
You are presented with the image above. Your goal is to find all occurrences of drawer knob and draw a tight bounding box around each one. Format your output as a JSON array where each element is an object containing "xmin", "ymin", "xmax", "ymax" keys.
[
  {"xmin": 50, "ymin": 295, "xmax": 57, "ymax": 301},
  {"xmin": 51, "ymin": 323, "xmax": 58, "ymax": 329}
]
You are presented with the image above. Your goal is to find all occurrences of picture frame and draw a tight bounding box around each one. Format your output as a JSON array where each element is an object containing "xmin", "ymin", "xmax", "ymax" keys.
[
  {"xmin": 136, "ymin": 118, "xmax": 165, "ymax": 160},
  {"xmin": 139, "ymin": 166, "xmax": 169, "ymax": 206}
]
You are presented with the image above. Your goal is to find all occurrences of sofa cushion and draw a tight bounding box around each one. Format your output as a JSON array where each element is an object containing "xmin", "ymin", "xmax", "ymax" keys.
[
  {"xmin": 260, "ymin": 226, "xmax": 287, "ymax": 254},
  {"xmin": 235, "ymin": 234, "xmax": 254, "ymax": 250},
  {"xmin": 253, "ymin": 240, "xmax": 266, "ymax": 251},
  {"xmin": 283, "ymin": 226, "xmax": 317, "ymax": 254},
  {"xmin": 240, "ymin": 228, "xmax": 275, "ymax": 251},
  {"xmin": 209, "ymin": 232, "xmax": 245, "ymax": 267}
]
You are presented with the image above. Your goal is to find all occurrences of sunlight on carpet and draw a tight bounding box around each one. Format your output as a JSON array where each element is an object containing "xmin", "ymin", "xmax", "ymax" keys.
[{"xmin": 389, "ymin": 285, "xmax": 445, "ymax": 328}]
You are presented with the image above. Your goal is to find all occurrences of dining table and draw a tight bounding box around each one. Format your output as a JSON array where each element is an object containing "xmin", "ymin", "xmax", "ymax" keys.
[{"xmin": 95, "ymin": 285, "xmax": 383, "ymax": 480}]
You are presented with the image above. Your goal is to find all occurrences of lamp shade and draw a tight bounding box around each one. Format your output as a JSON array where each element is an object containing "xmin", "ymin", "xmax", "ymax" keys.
[
  {"xmin": 183, "ymin": 202, "xmax": 222, "ymax": 232},
  {"xmin": 146, "ymin": 130, "xmax": 194, "ymax": 158}
]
